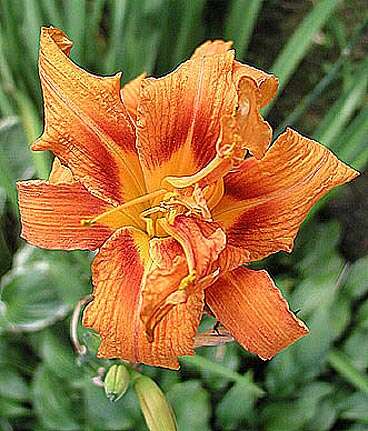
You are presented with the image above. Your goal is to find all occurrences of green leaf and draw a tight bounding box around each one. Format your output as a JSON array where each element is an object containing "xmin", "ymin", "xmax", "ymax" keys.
[
  {"xmin": 32, "ymin": 366, "xmax": 80, "ymax": 431},
  {"xmin": 261, "ymin": 382, "xmax": 333, "ymax": 431},
  {"xmin": 224, "ymin": 0, "xmax": 263, "ymax": 58},
  {"xmin": 304, "ymin": 397, "xmax": 337, "ymax": 431},
  {"xmin": 314, "ymin": 60, "xmax": 368, "ymax": 149},
  {"xmin": 216, "ymin": 379, "xmax": 262, "ymax": 429},
  {"xmin": 197, "ymin": 343, "xmax": 241, "ymax": 391},
  {"xmin": 39, "ymin": 329, "xmax": 82, "ymax": 380},
  {"xmin": 0, "ymin": 397, "xmax": 29, "ymax": 418},
  {"xmin": 0, "ymin": 261, "xmax": 70, "ymax": 332},
  {"xmin": 0, "ymin": 116, "xmax": 32, "ymax": 213},
  {"xmin": 328, "ymin": 350, "xmax": 368, "ymax": 394},
  {"xmin": 83, "ymin": 378, "xmax": 134, "ymax": 431},
  {"xmin": 344, "ymin": 256, "xmax": 368, "ymax": 300},
  {"xmin": 343, "ymin": 328, "xmax": 368, "ymax": 372},
  {"xmin": 167, "ymin": 381, "xmax": 211, "ymax": 431},
  {"xmin": 0, "ymin": 245, "xmax": 88, "ymax": 332},
  {"xmin": 339, "ymin": 392, "xmax": 368, "ymax": 423},
  {"xmin": 181, "ymin": 354, "xmax": 264, "ymax": 394},
  {"xmin": 0, "ymin": 368, "xmax": 29, "ymax": 401},
  {"xmin": 265, "ymin": 0, "xmax": 342, "ymax": 114}
]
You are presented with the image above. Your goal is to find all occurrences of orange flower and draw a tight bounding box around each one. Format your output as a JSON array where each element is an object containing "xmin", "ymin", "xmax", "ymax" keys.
[{"xmin": 17, "ymin": 28, "xmax": 358, "ymax": 369}]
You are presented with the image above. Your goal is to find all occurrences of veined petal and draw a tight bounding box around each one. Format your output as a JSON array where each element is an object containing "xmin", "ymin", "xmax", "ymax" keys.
[
  {"xmin": 191, "ymin": 40, "xmax": 233, "ymax": 58},
  {"xmin": 191, "ymin": 40, "xmax": 278, "ymax": 108},
  {"xmin": 33, "ymin": 27, "xmax": 145, "ymax": 208},
  {"xmin": 161, "ymin": 215, "xmax": 226, "ymax": 277},
  {"xmin": 140, "ymin": 215, "xmax": 226, "ymax": 338},
  {"xmin": 17, "ymin": 180, "xmax": 111, "ymax": 250},
  {"xmin": 136, "ymin": 51, "xmax": 237, "ymax": 192},
  {"xmin": 233, "ymin": 61, "xmax": 278, "ymax": 108},
  {"xmin": 214, "ymin": 128, "xmax": 359, "ymax": 263},
  {"xmin": 48, "ymin": 157, "xmax": 74, "ymax": 184},
  {"xmin": 121, "ymin": 73, "xmax": 146, "ymax": 122},
  {"xmin": 206, "ymin": 267, "xmax": 308, "ymax": 359},
  {"xmin": 83, "ymin": 228, "xmax": 203, "ymax": 369}
]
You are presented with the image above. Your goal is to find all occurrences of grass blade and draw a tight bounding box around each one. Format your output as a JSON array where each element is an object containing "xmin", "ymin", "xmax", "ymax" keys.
[
  {"xmin": 103, "ymin": 0, "xmax": 128, "ymax": 74},
  {"xmin": 65, "ymin": 0, "xmax": 86, "ymax": 63},
  {"xmin": 276, "ymin": 18, "xmax": 368, "ymax": 135},
  {"xmin": 314, "ymin": 59, "xmax": 368, "ymax": 148},
  {"xmin": 264, "ymin": 0, "xmax": 342, "ymax": 115},
  {"xmin": 224, "ymin": 0, "xmax": 263, "ymax": 59},
  {"xmin": 171, "ymin": 0, "xmax": 207, "ymax": 66}
]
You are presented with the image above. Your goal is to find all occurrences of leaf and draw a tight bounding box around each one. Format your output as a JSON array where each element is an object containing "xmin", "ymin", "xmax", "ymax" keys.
[
  {"xmin": 32, "ymin": 366, "xmax": 80, "ymax": 430},
  {"xmin": 328, "ymin": 350, "xmax": 368, "ymax": 395},
  {"xmin": 0, "ymin": 261, "xmax": 70, "ymax": 332},
  {"xmin": 344, "ymin": 256, "xmax": 368, "ymax": 300},
  {"xmin": 0, "ymin": 368, "xmax": 29, "ymax": 401},
  {"xmin": 339, "ymin": 392, "xmax": 368, "ymax": 423},
  {"xmin": 0, "ymin": 245, "xmax": 89, "ymax": 332},
  {"xmin": 197, "ymin": 344, "xmax": 241, "ymax": 391},
  {"xmin": 343, "ymin": 328, "xmax": 368, "ymax": 372},
  {"xmin": 265, "ymin": 0, "xmax": 343, "ymax": 113},
  {"xmin": 39, "ymin": 329, "xmax": 82, "ymax": 380},
  {"xmin": 83, "ymin": 378, "xmax": 135, "ymax": 431},
  {"xmin": 224, "ymin": 0, "xmax": 263, "ymax": 58},
  {"xmin": 261, "ymin": 382, "xmax": 333, "ymax": 431},
  {"xmin": 304, "ymin": 398, "xmax": 337, "ymax": 431},
  {"xmin": 166, "ymin": 381, "xmax": 211, "ymax": 431},
  {"xmin": 0, "ymin": 397, "xmax": 29, "ymax": 418},
  {"xmin": 0, "ymin": 116, "xmax": 32, "ymax": 212},
  {"xmin": 216, "ymin": 378, "xmax": 262, "ymax": 429}
]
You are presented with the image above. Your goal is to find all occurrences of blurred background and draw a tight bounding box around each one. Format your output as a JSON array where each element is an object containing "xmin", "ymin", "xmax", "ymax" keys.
[{"xmin": 0, "ymin": 0, "xmax": 367, "ymax": 430}]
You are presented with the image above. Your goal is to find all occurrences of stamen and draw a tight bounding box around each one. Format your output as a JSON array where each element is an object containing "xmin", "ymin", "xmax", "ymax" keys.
[{"xmin": 81, "ymin": 189, "xmax": 167, "ymax": 226}]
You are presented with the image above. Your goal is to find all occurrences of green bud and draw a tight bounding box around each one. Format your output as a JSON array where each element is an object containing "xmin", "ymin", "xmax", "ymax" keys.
[
  {"xmin": 134, "ymin": 375, "xmax": 177, "ymax": 431},
  {"xmin": 104, "ymin": 364, "xmax": 130, "ymax": 402}
]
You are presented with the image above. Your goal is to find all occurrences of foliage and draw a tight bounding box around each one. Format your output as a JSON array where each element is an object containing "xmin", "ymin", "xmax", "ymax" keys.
[{"xmin": 0, "ymin": 0, "xmax": 367, "ymax": 430}]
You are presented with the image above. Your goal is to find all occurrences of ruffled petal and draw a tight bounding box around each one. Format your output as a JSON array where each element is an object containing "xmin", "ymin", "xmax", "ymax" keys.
[
  {"xmin": 233, "ymin": 60, "xmax": 278, "ymax": 108},
  {"xmin": 83, "ymin": 228, "xmax": 203, "ymax": 369},
  {"xmin": 191, "ymin": 40, "xmax": 233, "ymax": 58},
  {"xmin": 17, "ymin": 180, "xmax": 111, "ymax": 250},
  {"xmin": 214, "ymin": 128, "xmax": 359, "ymax": 263},
  {"xmin": 206, "ymin": 267, "xmax": 308, "ymax": 359},
  {"xmin": 121, "ymin": 73, "xmax": 146, "ymax": 122},
  {"xmin": 33, "ymin": 27, "xmax": 145, "ymax": 207},
  {"xmin": 161, "ymin": 214, "xmax": 226, "ymax": 277},
  {"xmin": 140, "ymin": 215, "xmax": 226, "ymax": 338},
  {"xmin": 228, "ymin": 76, "xmax": 272, "ymax": 159},
  {"xmin": 136, "ymin": 51, "xmax": 237, "ymax": 192},
  {"xmin": 191, "ymin": 39, "xmax": 278, "ymax": 108}
]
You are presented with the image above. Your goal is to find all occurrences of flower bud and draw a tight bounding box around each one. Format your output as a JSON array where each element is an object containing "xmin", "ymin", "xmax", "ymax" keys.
[
  {"xmin": 104, "ymin": 364, "xmax": 130, "ymax": 402},
  {"xmin": 134, "ymin": 375, "xmax": 177, "ymax": 431}
]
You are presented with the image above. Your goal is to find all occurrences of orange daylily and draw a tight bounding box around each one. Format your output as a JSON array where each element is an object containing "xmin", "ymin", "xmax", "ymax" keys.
[{"xmin": 17, "ymin": 27, "xmax": 358, "ymax": 369}]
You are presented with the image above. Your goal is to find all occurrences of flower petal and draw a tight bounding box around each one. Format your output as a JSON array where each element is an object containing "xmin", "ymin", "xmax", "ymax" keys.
[
  {"xmin": 161, "ymin": 215, "xmax": 226, "ymax": 277},
  {"xmin": 233, "ymin": 61, "xmax": 278, "ymax": 108},
  {"xmin": 191, "ymin": 40, "xmax": 233, "ymax": 58},
  {"xmin": 140, "ymin": 215, "xmax": 226, "ymax": 338},
  {"xmin": 121, "ymin": 73, "xmax": 146, "ymax": 122},
  {"xmin": 83, "ymin": 228, "xmax": 203, "ymax": 369},
  {"xmin": 214, "ymin": 128, "xmax": 359, "ymax": 263},
  {"xmin": 228, "ymin": 76, "xmax": 272, "ymax": 159},
  {"xmin": 136, "ymin": 51, "xmax": 237, "ymax": 191},
  {"xmin": 17, "ymin": 180, "xmax": 111, "ymax": 250},
  {"xmin": 48, "ymin": 157, "xmax": 74, "ymax": 184},
  {"xmin": 33, "ymin": 27, "xmax": 145, "ymax": 206},
  {"xmin": 206, "ymin": 267, "xmax": 308, "ymax": 359}
]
